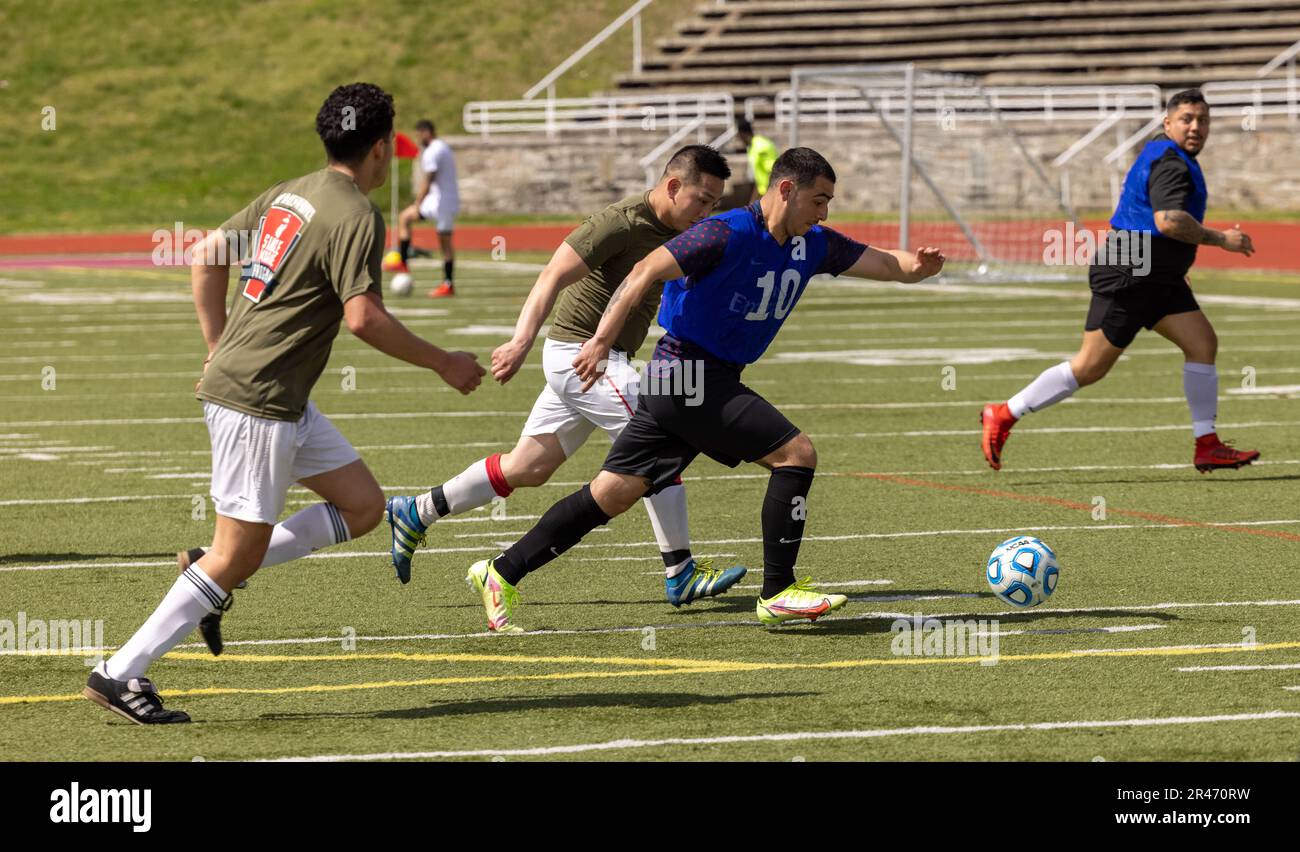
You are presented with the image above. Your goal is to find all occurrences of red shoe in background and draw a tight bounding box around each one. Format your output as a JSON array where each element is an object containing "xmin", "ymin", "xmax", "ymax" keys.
[
  {"xmin": 1194, "ymin": 433, "xmax": 1260, "ymax": 473},
  {"xmin": 980, "ymin": 402, "xmax": 1018, "ymax": 471}
]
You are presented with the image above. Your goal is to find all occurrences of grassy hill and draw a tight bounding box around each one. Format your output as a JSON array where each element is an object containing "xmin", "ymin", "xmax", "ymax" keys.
[{"xmin": 0, "ymin": 0, "xmax": 697, "ymax": 234}]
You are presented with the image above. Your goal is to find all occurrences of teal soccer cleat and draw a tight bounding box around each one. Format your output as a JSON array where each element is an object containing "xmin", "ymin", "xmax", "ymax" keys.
[
  {"xmin": 665, "ymin": 558, "xmax": 747, "ymax": 607},
  {"xmin": 386, "ymin": 495, "xmax": 427, "ymax": 584}
]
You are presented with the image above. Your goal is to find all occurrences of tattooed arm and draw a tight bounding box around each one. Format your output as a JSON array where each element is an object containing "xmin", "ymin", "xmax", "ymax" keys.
[
  {"xmin": 572, "ymin": 245, "xmax": 684, "ymax": 392},
  {"xmin": 1154, "ymin": 211, "xmax": 1254, "ymax": 255}
]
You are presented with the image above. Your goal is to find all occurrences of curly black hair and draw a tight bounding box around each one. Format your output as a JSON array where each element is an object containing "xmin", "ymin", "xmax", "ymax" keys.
[{"xmin": 315, "ymin": 83, "xmax": 395, "ymax": 164}]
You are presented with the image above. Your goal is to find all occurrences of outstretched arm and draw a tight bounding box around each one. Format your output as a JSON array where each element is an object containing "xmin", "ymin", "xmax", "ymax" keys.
[
  {"xmin": 572, "ymin": 245, "xmax": 684, "ymax": 391},
  {"xmin": 344, "ymin": 292, "xmax": 485, "ymax": 394},
  {"xmin": 491, "ymin": 241, "xmax": 592, "ymax": 383},
  {"xmin": 843, "ymin": 245, "xmax": 946, "ymax": 283}
]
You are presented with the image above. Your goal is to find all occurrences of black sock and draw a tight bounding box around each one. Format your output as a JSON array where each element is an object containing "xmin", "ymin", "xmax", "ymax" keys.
[
  {"xmin": 495, "ymin": 485, "xmax": 611, "ymax": 585},
  {"xmin": 399, "ymin": 239, "xmax": 411, "ymax": 264},
  {"xmin": 760, "ymin": 466, "xmax": 815, "ymax": 598},
  {"xmin": 443, "ymin": 259, "xmax": 454, "ymax": 282},
  {"xmin": 427, "ymin": 486, "xmax": 450, "ymax": 519},
  {"xmin": 661, "ymin": 548, "xmax": 692, "ymax": 570}
]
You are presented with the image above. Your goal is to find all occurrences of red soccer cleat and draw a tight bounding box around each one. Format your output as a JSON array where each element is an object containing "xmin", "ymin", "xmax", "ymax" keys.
[
  {"xmin": 1194, "ymin": 433, "xmax": 1260, "ymax": 473},
  {"xmin": 427, "ymin": 281, "xmax": 455, "ymax": 299},
  {"xmin": 980, "ymin": 402, "xmax": 1018, "ymax": 471}
]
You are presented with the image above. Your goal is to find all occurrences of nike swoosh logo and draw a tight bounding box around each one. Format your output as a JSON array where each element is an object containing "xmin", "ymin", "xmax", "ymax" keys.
[
  {"xmin": 550, "ymin": 547, "xmax": 560, "ymax": 557},
  {"xmin": 771, "ymin": 602, "xmax": 829, "ymax": 615},
  {"xmin": 779, "ymin": 537, "xmax": 802, "ymax": 544}
]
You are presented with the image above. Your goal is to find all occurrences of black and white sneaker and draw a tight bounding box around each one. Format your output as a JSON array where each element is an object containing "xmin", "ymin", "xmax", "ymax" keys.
[{"xmin": 83, "ymin": 664, "xmax": 190, "ymax": 725}]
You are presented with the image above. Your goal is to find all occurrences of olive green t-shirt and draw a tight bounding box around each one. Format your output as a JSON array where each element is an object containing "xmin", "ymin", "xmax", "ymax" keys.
[
  {"xmin": 197, "ymin": 168, "xmax": 384, "ymax": 421},
  {"xmin": 550, "ymin": 192, "xmax": 679, "ymax": 356}
]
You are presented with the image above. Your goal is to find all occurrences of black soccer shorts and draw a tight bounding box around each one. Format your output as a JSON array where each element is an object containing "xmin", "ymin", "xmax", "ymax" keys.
[
  {"xmin": 601, "ymin": 358, "xmax": 800, "ymax": 494},
  {"xmin": 1084, "ymin": 275, "xmax": 1201, "ymax": 349}
]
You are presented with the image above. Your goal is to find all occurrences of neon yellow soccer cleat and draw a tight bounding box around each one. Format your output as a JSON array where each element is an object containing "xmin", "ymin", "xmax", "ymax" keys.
[
  {"xmin": 466, "ymin": 558, "xmax": 524, "ymax": 634},
  {"xmin": 756, "ymin": 577, "xmax": 847, "ymax": 626}
]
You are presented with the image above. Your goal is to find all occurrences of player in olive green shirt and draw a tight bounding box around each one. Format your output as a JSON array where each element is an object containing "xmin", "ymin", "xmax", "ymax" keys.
[
  {"xmin": 85, "ymin": 84, "xmax": 485, "ymax": 725},
  {"xmin": 386, "ymin": 146, "xmax": 748, "ymax": 615}
]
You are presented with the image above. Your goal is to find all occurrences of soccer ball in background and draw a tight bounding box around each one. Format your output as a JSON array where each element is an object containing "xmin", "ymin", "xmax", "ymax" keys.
[
  {"xmin": 389, "ymin": 272, "xmax": 413, "ymax": 297},
  {"xmin": 986, "ymin": 536, "xmax": 1059, "ymax": 607}
]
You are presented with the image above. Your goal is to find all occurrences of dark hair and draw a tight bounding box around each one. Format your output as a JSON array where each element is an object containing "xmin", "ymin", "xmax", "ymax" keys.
[
  {"xmin": 415, "ymin": 119, "xmax": 435, "ymax": 134},
  {"xmin": 768, "ymin": 147, "xmax": 836, "ymax": 189},
  {"xmin": 736, "ymin": 117, "xmax": 754, "ymax": 136},
  {"xmin": 1166, "ymin": 89, "xmax": 1208, "ymax": 113},
  {"xmin": 663, "ymin": 144, "xmax": 731, "ymax": 184},
  {"xmin": 315, "ymin": 83, "xmax": 395, "ymax": 164}
]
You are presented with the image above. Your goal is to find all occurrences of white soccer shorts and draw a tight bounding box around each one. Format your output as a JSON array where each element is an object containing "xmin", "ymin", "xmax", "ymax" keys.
[
  {"xmin": 418, "ymin": 192, "xmax": 457, "ymax": 233},
  {"xmin": 521, "ymin": 338, "xmax": 642, "ymax": 457},
  {"xmin": 204, "ymin": 400, "xmax": 361, "ymax": 524}
]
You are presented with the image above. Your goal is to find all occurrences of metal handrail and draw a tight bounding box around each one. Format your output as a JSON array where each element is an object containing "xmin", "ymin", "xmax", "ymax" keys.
[
  {"xmin": 464, "ymin": 92, "xmax": 733, "ymax": 137},
  {"xmin": 523, "ymin": 0, "xmax": 655, "ymax": 100},
  {"xmin": 776, "ymin": 84, "xmax": 1162, "ymax": 125},
  {"xmin": 1258, "ymin": 37, "xmax": 1300, "ymax": 77}
]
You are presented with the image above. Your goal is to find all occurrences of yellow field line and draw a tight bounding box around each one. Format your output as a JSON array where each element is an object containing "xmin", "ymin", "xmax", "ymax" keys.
[
  {"xmin": 0, "ymin": 666, "xmax": 726, "ymax": 705},
  {"xmin": 171, "ymin": 640, "xmax": 1300, "ymax": 669},
  {"xmin": 4, "ymin": 641, "xmax": 1296, "ymax": 707},
  {"xmin": 162, "ymin": 650, "xmax": 731, "ymax": 668}
]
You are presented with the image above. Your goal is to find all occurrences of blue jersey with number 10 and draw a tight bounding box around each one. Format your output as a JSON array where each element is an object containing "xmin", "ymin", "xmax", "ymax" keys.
[{"xmin": 658, "ymin": 203, "xmax": 864, "ymax": 365}]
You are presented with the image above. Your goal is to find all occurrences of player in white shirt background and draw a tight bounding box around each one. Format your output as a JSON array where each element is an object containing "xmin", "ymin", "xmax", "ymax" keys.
[{"xmin": 395, "ymin": 118, "xmax": 460, "ymax": 297}]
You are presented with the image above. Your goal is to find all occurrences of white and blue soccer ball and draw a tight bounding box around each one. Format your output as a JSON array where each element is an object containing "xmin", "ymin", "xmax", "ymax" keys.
[{"xmin": 986, "ymin": 536, "xmax": 1059, "ymax": 607}]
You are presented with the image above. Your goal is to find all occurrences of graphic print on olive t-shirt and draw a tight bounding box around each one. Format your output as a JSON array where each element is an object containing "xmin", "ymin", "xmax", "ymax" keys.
[{"xmin": 242, "ymin": 205, "xmax": 307, "ymax": 303}]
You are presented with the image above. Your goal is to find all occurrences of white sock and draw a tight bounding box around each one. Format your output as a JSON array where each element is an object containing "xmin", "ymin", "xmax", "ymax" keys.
[
  {"xmin": 260, "ymin": 503, "xmax": 350, "ymax": 567},
  {"xmin": 416, "ymin": 456, "xmax": 504, "ymax": 525},
  {"xmin": 644, "ymin": 484, "xmax": 692, "ymax": 577},
  {"xmin": 1008, "ymin": 361, "xmax": 1080, "ymax": 419},
  {"xmin": 191, "ymin": 503, "xmax": 349, "ymax": 569},
  {"xmin": 104, "ymin": 564, "xmax": 225, "ymax": 681},
  {"xmin": 1183, "ymin": 362, "xmax": 1218, "ymax": 438}
]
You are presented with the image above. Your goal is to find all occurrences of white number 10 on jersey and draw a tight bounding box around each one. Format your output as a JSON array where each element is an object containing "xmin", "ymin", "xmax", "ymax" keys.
[{"xmin": 745, "ymin": 270, "xmax": 802, "ymax": 321}]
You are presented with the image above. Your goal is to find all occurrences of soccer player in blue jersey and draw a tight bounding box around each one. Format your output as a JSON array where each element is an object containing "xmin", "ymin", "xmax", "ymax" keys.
[
  {"xmin": 981, "ymin": 90, "xmax": 1260, "ymax": 473},
  {"xmin": 463, "ymin": 148, "xmax": 945, "ymax": 631}
]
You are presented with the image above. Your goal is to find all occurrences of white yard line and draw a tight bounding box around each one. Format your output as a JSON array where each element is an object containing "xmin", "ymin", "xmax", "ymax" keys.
[
  {"xmin": 1176, "ymin": 662, "xmax": 1300, "ymax": 673},
  {"xmin": 811, "ymin": 420, "xmax": 1300, "ymax": 438},
  {"xmin": 258, "ymin": 710, "xmax": 1300, "ymax": 761},
  {"xmin": 8, "ymin": 519, "xmax": 1300, "ymax": 570}
]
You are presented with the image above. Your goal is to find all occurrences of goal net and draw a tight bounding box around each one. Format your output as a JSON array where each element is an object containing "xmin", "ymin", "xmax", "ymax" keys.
[{"xmin": 782, "ymin": 65, "xmax": 1157, "ymax": 280}]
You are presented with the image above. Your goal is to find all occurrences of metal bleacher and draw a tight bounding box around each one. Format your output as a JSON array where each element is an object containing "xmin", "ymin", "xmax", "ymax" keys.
[{"xmin": 617, "ymin": 0, "xmax": 1300, "ymax": 113}]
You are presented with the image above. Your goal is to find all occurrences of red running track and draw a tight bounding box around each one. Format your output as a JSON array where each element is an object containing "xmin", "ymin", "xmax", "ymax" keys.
[{"xmin": 0, "ymin": 221, "xmax": 1297, "ymax": 271}]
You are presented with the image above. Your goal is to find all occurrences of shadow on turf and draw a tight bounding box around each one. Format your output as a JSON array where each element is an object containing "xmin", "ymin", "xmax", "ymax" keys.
[
  {"xmin": 790, "ymin": 605, "xmax": 1181, "ymax": 636},
  {"xmin": 428, "ymin": 598, "xmax": 757, "ymax": 613},
  {"xmin": 255, "ymin": 690, "xmax": 819, "ymax": 722},
  {"xmin": 427, "ymin": 589, "xmax": 992, "ymax": 617},
  {"xmin": 0, "ymin": 551, "xmax": 175, "ymax": 565}
]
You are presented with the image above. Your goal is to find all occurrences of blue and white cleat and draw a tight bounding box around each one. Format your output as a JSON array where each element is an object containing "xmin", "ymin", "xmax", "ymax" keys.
[
  {"xmin": 664, "ymin": 558, "xmax": 747, "ymax": 607},
  {"xmin": 386, "ymin": 496, "xmax": 427, "ymax": 584}
]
